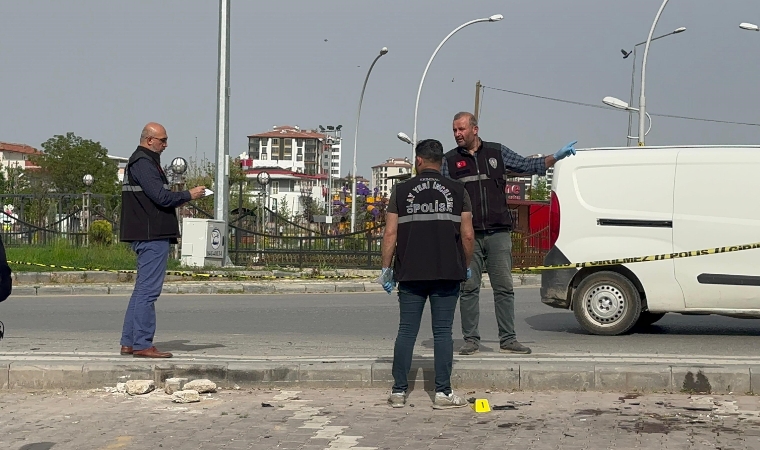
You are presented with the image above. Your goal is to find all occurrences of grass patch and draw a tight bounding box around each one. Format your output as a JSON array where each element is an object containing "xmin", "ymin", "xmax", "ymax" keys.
[{"xmin": 6, "ymin": 242, "xmax": 182, "ymax": 272}]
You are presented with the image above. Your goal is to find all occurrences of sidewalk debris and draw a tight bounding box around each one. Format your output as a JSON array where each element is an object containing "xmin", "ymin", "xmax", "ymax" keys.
[
  {"xmin": 171, "ymin": 390, "xmax": 201, "ymax": 403},
  {"xmin": 164, "ymin": 377, "xmax": 188, "ymax": 395},
  {"xmin": 184, "ymin": 379, "xmax": 217, "ymax": 394},
  {"xmin": 125, "ymin": 380, "xmax": 155, "ymax": 395}
]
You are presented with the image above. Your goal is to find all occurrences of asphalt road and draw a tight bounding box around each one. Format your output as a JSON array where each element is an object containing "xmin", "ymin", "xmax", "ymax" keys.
[{"xmin": 1, "ymin": 287, "xmax": 759, "ymax": 357}]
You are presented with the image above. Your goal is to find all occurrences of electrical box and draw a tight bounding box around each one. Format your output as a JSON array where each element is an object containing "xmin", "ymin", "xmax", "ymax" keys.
[{"xmin": 180, "ymin": 218, "xmax": 226, "ymax": 268}]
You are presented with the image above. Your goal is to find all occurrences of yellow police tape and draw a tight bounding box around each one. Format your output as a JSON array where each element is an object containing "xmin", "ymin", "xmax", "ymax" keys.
[
  {"xmin": 521, "ymin": 242, "xmax": 760, "ymax": 271},
  {"xmin": 6, "ymin": 260, "xmax": 374, "ymax": 280}
]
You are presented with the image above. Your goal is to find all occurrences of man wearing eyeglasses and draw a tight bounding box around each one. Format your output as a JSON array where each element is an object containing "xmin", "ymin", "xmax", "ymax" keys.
[{"xmin": 119, "ymin": 122, "xmax": 206, "ymax": 358}]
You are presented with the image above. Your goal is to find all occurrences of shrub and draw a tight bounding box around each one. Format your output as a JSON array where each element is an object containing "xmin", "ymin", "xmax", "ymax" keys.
[{"xmin": 89, "ymin": 220, "xmax": 113, "ymax": 246}]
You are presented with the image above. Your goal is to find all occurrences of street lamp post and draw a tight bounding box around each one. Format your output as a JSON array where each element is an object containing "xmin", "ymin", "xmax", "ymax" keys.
[
  {"xmin": 399, "ymin": 14, "xmax": 503, "ymax": 165},
  {"xmin": 214, "ymin": 0, "xmax": 231, "ymax": 265},
  {"xmin": 82, "ymin": 174, "xmax": 94, "ymax": 246},
  {"xmin": 351, "ymin": 47, "xmax": 388, "ymax": 233},
  {"xmin": 602, "ymin": 96, "xmax": 652, "ymax": 140},
  {"xmin": 170, "ymin": 157, "xmax": 188, "ymax": 260},
  {"xmin": 256, "ymin": 171, "xmax": 270, "ymax": 261},
  {"xmin": 639, "ymin": 0, "xmax": 671, "ymax": 146},
  {"xmin": 621, "ymin": 26, "xmax": 685, "ymax": 146}
]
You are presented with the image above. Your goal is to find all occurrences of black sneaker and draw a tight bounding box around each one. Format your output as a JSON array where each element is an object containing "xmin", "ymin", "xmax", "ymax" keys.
[
  {"xmin": 500, "ymin": 340, "xmax": 531, "ymax": 354},
  {"xmin": 459, "ymin": 341, "xmax": 479, "ymax": 355}
]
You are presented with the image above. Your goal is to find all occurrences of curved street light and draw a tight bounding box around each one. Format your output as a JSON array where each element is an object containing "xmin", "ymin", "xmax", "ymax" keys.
[
  {"xmin": 620, "ymin": 26, "xmax": 685, "ymax": 146},
  {"xmin": 400, "ymin": 14, "xmax": 503, "ymax": 167},
  {"xmin": 639, "ymin": 0, "xmax": 671, "ymax": 146},
  {"xmin": 603, "ymin": 96, "xmax": 652, "ymax": 140},
  {"xmin": 351, "ymin": 47, "xmax": 389, "ymax": 233},
  {"xmin": 740, "ymin": 22, "xmax": 759, "ymax": 32}
]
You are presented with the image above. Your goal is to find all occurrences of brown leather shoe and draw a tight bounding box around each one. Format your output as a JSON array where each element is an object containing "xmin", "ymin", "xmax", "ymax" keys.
[
  {"xmin": 120, "ymin": 346, "xmax": 133, "ymax": 355},
  {"xmin": 132, "ymin": 347, "xmax": 173, "ymax": 358}
]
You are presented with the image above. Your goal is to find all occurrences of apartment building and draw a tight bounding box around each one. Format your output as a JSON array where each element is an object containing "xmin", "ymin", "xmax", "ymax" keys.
[
  {"xmin": 0, "ymin": 142, "xmax": 41, "ymax": 171},
  {"xmin": 370, "ymin": 157, "xmax": 412, "ymax": 198}
]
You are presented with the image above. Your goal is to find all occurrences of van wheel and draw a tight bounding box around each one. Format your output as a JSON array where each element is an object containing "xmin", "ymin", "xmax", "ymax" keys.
[{"xmin": 573, "ymin": 271, "xmax": 641, "ymax": 336}]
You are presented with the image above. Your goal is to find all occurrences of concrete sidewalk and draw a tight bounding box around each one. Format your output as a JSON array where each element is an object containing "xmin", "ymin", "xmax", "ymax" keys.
[
  {"xmin": 8, "ymin": 273, "xmax": 540, "ymax": 295},
  {"xmin": 1, "ymin": 351, "xmax": 757, "ymax": 394},
  {"xmin": 6, "ymin": 388, "xmax": 759, "ymax": 449}
]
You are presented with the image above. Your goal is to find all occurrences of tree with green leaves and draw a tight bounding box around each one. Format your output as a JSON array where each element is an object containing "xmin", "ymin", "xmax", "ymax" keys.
[
  {"xmin": 529, "ymin": 178, "xmax": 549, "ymax": 201},
  {"xmin": 33, "ymin": 132, "xmax": 119, "ymax": 195}
]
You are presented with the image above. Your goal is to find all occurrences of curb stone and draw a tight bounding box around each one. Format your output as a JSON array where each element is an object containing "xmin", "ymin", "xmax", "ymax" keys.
[
  {"xmin": 8, "ymin": 275, "xmax": 538, "ymax": 296},
  {"xmin": 1, "ymin": 358, "xmax": 756, "ymax": 393}
]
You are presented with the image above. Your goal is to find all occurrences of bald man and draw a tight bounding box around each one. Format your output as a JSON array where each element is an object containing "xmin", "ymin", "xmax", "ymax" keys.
[{"xmin": 119, "ymin": 123, "xmax": 205, "ymax": 358}]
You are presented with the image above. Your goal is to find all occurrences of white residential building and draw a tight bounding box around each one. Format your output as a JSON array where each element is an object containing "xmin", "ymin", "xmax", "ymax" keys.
[
  {"xmin": 371, "ymin": 157, "xmax": 412, "ymax": 198},
  {"xmin": 246, "ymin": 125, "xmax": 342, "ymax": 182},
  {"xmin": 241, "ymin": 165, "xmax": 326, "ymax": 218},
  {"xmin": 0, "ymin": 142, "xmax": 41, "ymax": 172}
]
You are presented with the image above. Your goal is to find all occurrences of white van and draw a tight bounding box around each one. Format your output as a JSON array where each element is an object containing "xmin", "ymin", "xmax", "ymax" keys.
[{"xmin": 540, "ymin": 145, "xmax": 760, "ymax": 335}]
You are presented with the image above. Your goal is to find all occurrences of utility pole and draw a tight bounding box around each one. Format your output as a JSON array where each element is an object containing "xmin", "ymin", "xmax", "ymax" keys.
[
  {"xmin": 474, "ymin": 80, "xmax": 482, "ymax": 122},
  {"xmin": 214, "ymin": 0, "xmax": 231, "ymax": 265}
]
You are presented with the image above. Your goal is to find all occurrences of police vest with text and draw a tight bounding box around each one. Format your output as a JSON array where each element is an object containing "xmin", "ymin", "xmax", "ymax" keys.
[
  {"xmin": 444, "ymin": 141, "xmax": 512, "ymax": 232},
  {"xmin": 393, "ymin": 170, "xmax": 468, "ymax": 282},
  {"xmin": 120, "ymin": 146, "xmax": 181, "ymax": 243}
]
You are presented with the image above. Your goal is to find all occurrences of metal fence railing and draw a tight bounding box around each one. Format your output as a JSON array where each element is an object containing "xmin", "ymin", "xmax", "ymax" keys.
[{"xmin": 0, "ymin": 194, "xmax": 548, "ymax": 270}]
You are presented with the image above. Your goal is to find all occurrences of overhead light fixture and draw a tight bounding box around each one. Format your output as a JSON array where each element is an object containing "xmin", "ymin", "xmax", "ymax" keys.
[
  {"xmin": 602, "ymin": 96, "xmax": 633, "ymax": 111},
  {"xmin": 319, "ymin": 125, "xmax": 325, "ymax": 131},
  {"xmin": 397, "ymin": 132, "xmax": 413, "ymax": 145},
  {"xmin": 336, "ymin": 125, "xmax": 343, "ymax": 130},
  {"xmin": 327, "ymin": 126, "xmax": 335, "ymax": 131}
]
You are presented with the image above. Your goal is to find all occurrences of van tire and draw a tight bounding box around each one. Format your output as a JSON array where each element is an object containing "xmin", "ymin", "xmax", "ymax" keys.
[{"xmin": 572, "ymin": 271, "xmax": 641, "ymax": 336}]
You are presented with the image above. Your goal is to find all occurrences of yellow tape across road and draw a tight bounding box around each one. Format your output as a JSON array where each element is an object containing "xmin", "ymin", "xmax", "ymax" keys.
[
  {"xmin": 522, "ymin": 242, "xmax": 760, "ymax": 271},
  {"xmin": 6, "ymin": 261, "xmax": 373, "ymax": 280}
]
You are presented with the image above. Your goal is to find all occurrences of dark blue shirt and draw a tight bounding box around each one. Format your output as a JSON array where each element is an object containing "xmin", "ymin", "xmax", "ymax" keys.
[{"xmin": 129, "ymin": 158, "xmax": 190, "ymax": 208}]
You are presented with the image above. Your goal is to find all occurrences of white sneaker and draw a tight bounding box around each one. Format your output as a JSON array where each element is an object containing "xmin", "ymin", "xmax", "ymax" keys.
[
  {"xmin": 388, "ymin": 392, "xmax": 406, "ymax": 408},
  {"xmin": 432, "ymin": 392, "xmax": 468, "ymax": 409}
]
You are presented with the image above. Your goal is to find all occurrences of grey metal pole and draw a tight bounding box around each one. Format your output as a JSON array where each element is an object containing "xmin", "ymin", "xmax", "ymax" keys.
[
  {"xmin": 214, "ymin": 0, "xmax": 231, "ymax": 263},
  {"xmin": 625, "ymin": 27, "xmax": 685, "ymax": 146},
  {"xmin": 411, "ymin": 15, "xmax": 503, "ymax": 169},
  {"xmin": 639, "ymin": 0, "xmax": 671, "ymax": 146},
  {"xmin": 351, "ymin": 47, "xmax": 388, "ymax": 233},
  {"xmin": 626, "ymin": 47, "xmax": 637, "ymax": 147}
]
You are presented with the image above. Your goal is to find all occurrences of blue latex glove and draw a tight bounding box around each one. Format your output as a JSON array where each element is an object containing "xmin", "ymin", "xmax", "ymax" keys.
[
  {"xmin": 380, "ymin": 267, "xmax": 395, "ymax": 294},
  {"xmin": 553, "ymin": 140, "xmax": 578, "ymax": 161},
  {"xmin": 466, "ymin": 267, "xmax": 472, "ymax": 280}
]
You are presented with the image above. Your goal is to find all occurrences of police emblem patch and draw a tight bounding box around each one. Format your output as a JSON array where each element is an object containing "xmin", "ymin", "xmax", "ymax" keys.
[{"xmin": 488, "ymin": 157, "xmax": 497, "ymax": 169}]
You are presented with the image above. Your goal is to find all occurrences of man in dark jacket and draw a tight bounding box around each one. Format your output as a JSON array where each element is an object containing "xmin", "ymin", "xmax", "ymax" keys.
[
  {"xmin": 381, "ymin": 138, "xmax": 475, "ymax": 409},
  {"xmin": 442, "ymin": 111, "xmax": 577, "ymax": 356},
  {"xmin": 119, "ymin": 122, "xmax": 205, "ymax": 358}
]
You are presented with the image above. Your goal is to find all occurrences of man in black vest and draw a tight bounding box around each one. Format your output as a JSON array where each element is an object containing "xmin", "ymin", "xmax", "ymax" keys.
[
  {"xmin": 442, "ymin": 111, "xmax": 577, "ymax": 356},
  {"xmin": 119, "ymin": 122, "xmax": 205, "ymax": 358},
  {"xmin": 381, "ymin": 138, "xmax": 475, "ymax": 409}
]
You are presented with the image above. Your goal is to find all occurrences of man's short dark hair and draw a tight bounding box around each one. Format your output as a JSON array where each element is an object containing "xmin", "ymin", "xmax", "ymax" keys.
[
  {"xmin": 415, "ymin": 139, "xmax": 444, "ymax": 163},
  {"xmin": 453, "ymin": 111, "xmax": 478, "ymax": 127}
]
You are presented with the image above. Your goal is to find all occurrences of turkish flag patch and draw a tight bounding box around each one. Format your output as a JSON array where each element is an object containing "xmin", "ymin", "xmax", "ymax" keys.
[{"xmin": 455, "ymin": 160, "xmax": 467, "ymax": 169}]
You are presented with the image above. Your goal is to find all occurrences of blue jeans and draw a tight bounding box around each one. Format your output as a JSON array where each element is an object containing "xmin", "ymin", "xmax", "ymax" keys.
[
  {"xmin": 120, "ymin": 240, "xmax": 170, "ymax": 351},
  {"xmin": 460, "ymin": 230, "xmax": 516, "ymax": 346},
  {"xmin": 391, "ymin": 280, "xmax": 460, "ymax": 395}
]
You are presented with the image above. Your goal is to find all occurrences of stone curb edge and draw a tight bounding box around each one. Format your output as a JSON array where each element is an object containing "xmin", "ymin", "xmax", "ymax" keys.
[
  {"xmin": 9, "ymin": 276, "xmax": 539, "ymax": 296},
  {"xmin": 12, "ymin": 271, "xmax": 539, "ymax": 286},
  {"xmin": 0, "ymin": 360, "xmax": 755, "ymax": 394}
]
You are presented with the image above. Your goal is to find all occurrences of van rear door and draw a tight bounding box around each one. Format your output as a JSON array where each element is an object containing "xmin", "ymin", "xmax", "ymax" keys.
[{"xmin": 673, "ymin": 147, "xmax": 760, "ymax": 309}]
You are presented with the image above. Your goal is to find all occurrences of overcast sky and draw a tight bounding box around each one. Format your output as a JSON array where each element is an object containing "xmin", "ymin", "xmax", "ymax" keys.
[{"xmin": 1, "ymin": 1, "xmax": 758, "ymax": 178}]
